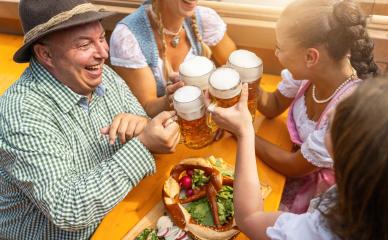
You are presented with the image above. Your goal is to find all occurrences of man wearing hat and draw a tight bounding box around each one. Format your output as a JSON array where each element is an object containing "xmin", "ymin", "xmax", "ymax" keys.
[{"xmin": 0, "ymin": 0, "xmax": 180, "ymax": 239}]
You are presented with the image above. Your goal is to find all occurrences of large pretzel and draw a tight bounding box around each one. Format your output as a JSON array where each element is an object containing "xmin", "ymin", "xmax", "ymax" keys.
[{"xmin": 162, "ymin": 158, "xmax": 239, "ymax": 240}]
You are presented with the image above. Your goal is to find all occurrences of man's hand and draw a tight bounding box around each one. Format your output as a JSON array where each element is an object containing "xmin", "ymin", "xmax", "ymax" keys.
[
  {"xmin": 100, "ymin": 113, "xmax": 149, "ymax": 145},
  {"xmin": 137, "ymin": 111, "xmax": 180, "ymax": 153}
]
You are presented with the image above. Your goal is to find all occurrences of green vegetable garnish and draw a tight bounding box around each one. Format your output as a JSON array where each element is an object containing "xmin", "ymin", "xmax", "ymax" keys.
[
  {"xmin": 191, "ymin": 169, "xmax": 210, "ymax": 190},
  {"xmin": 185, "ymin": 186, "xmax": 234, "ymax": 226},
  {"xmin": 135, "ymin": 228, "xmax": 159, "ymax": 240}
]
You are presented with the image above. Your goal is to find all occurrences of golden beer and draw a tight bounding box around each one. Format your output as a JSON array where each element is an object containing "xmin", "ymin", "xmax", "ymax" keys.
[
  {"xmin": 228, "ymin": 49, "xmax": 263, "ymax": 120},
  {"xmin": 208, "ymin": 67, "xmax": 242, "ymax": 129},
  {"xmin": 178, "ymin": 115, "xmax": 213, "ymax": 149},
  {"xmin": 179, "ymin": 56, "xmax": 215, "ymax": 91},
  {"xmin": 212, "ymin": 94, "xmax": 240, "ymax": 108},
  {"xmin": 247, "ymin": 78, "xmax": 261, "ymax": 118},
  {"xmin": 173, "ymin": 86, "xmax": 213, "ymax": 149}
]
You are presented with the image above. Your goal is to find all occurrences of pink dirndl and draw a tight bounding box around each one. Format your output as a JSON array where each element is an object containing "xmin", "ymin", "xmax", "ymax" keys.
[{"xmin": 282, "ymin": 79, "xmax": 361, "ymax": 213}]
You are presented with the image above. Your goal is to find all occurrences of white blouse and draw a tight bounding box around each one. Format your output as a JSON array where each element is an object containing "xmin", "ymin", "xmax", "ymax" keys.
[
  {"xmin": 109, "ymin": 6, "xmax": 226, "ymax": 72},
  {"xmin": 277, "ymin": 69, "xmax": 333, "ymax": 168},
  {"xmin": 266, "ymin": 210, "xmax": 339, "ymax": 240}
]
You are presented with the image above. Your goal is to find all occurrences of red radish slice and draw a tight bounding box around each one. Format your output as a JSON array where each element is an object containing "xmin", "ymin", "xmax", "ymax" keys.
[{"xmin": 157, "ymin": 228, "xmax": 169, "ymax": 237}]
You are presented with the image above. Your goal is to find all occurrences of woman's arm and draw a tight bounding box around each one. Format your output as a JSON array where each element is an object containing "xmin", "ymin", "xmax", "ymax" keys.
[
  {"xmin": 234, "ymin": 130, "xmax": 283, "ymax": 240},
  {"xmin": 255, "ymin": 136, "xmax": 317, "ymax": 177},
  {"xmin": 257, "ymin": 89, "xmax": 294, "ymax": 118},
  {"xmin": 210, "ymin": 33, "xmax": 237, "ymax": 66},
  {"xmin": 112, "ymin": 66, "xmax": 182, "ymax": 118}
]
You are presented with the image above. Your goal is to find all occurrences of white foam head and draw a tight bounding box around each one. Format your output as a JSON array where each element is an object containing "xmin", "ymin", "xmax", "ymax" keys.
[
  {"xmin": 209, "ymin": 67, "xmax": 241, "ymax": 99},
  {"xmin": 173, "ymin": 86, "xmax": 205, "ymax": 121},
  {"xmin": 228, "ymin": 49, "xmax": 263, "ymax": 83},
  {"xmin": 179, "ymin": 56, "xmax": 215, "ymax": 90},
  {"xmin": 179, "ymin": 56, "xmax": 214, "ymax": 77}
]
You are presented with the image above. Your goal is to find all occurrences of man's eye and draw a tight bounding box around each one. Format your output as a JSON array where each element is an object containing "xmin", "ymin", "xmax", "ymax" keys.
[{"xmin": 79, "ymin": 42, "xmax": 90, "ymax": 49}]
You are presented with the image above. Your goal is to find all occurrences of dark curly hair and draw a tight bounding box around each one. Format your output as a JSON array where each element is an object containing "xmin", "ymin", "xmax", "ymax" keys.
[{"xmin": 279, "ymin": 0, "xmax": 378, "ymax": 79}]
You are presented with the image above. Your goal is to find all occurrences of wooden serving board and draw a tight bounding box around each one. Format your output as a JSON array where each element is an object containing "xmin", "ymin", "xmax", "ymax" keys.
[
  {"xmin": 122, "ymin": 200, "xmax": 166, "ymax": 240},
  {"xmin": 123, "ymin": 183, "xmax": 271, "ymax": 240}
]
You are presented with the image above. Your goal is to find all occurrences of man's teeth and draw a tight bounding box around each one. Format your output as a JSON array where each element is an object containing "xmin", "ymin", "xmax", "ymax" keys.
[{"xmin": 86, "ymin": 64, "xmax": 100, "ymax": 70}]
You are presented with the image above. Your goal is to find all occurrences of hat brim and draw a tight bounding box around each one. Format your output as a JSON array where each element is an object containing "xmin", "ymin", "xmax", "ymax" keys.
[{"xmin": 13, "ymin": 10, "xmax": 115, "ymax": 63}]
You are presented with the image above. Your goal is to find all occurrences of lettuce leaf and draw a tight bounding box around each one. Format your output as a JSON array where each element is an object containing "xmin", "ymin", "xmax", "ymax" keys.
[{"xmin": 185, "ymin": 186, "xmax": 234, "ymax": 226}]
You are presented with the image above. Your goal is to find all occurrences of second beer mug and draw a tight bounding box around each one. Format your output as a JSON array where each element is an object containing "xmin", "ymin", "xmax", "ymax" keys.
[
  {"xmin": 228, "ymin": 49, "xmax": 263, "ymax": 120},
  {"xmin": 173, "ymin": 86, "xmax": 213, "ymax": 149},
  {"xmin": 209, "ymin": 67, "xmax": 242, "ymax": 108},
  {"xmin": 179, "ymin": 56, "xmax": 215, "ymax": 90},
  {"xmin": 208, "ymin": 67, "xmax": 242, "ymax": 130}
]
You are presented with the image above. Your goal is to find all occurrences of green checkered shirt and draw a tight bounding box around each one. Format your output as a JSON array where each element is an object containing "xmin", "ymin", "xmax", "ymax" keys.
[{"xmin": 0, "ymin": 58, "xmax": 155, "ymax": 239}]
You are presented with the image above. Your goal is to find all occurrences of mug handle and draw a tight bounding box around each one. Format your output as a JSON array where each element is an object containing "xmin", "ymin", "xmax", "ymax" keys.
[{"xmin": 206, "ymin": 102, "xmax": 218, "ymax": 132}]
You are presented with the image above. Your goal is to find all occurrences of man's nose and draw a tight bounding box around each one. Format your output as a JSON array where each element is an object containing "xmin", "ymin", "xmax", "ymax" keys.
[{"xmin": 94, "ymin": 42, "xmax": 109, "ymax": 59}]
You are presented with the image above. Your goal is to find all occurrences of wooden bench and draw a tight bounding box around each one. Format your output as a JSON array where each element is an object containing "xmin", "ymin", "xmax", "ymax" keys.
[{"xmin": 0, "ymin": 33, "xmax": 27, "ymax": 94}]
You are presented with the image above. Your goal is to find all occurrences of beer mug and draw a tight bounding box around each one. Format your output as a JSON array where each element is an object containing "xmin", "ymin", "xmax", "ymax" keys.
[
  {"xmin": 227, "ymin": 49, "xmax": 263, "ymax": 120},
  {"xmin": 208, "ymin": 67, "xmax": 242, "ymax": 129},
  {"xmin": 179, "ymin": 56, "xmax": 215, "ymax": 90},
  {"xmin": 173, "ymin": 86, "xmax": 213, "ymax": 149}
]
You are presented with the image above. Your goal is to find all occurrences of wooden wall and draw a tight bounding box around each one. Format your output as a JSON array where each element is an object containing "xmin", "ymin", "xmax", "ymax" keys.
[{"xmin": 1, "ymin": 0, "xmax": 388, "ymax": 74}]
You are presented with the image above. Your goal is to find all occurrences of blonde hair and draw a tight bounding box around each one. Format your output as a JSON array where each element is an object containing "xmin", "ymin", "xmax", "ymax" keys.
[{"xmin": 152, "ymin": 0, "xmax": 212, "ymax": 82}]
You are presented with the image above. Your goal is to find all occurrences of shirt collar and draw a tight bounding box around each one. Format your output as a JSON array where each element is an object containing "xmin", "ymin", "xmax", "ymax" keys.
[{"xmin": 30, "ymin": 58, "xmax": 106, "ymax": 113}]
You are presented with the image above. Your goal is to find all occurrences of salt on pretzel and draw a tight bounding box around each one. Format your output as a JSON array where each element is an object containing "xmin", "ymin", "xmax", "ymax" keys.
[{"xmin": 162, "ymin": 158, "xmax": 239, "ymax": 240}]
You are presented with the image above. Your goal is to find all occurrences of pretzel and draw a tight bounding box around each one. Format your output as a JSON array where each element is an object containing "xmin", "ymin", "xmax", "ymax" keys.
[{"xmin": 162, "ymin": 158, "xmax": 239, "ymax": 240}]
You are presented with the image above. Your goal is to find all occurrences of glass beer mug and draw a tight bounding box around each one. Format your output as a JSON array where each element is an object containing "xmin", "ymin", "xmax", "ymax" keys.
[
  {"xmin": 207, "ymin": 67, "xmax": 242, "ymax": 130},
  {"xmin": 227, "ymin": 49, "xmax": 263, "ymax": 121},
  {"xmin": 179, "ymin": 56, "xmax": 215, "ymax": 91},
  {"xmin": 173, "ymin": 86, "xmax": 213, "ymax": 149}
]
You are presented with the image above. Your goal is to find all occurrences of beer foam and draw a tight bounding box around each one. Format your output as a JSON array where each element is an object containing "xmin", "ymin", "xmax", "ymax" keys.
[
  {"xmin": 229, "ymin": 49, "xmax": 262, "ymax": 68},
  {"xmin": 228, "ymin": 50, "xmax": 263, "ymax": 83},
  {"xmin": 173, "ymin": 86, "xmax": 204, "ymax": 120},
  {"xmin": 174, "ymin": 86, "xmax": 201, "ymax": 103},
  {"xmin": 209, "ymin": 67, "xmax": 240, "ymax": 90},
  {"xmin": 179, "ymin": 56, "xmax": 214, "ymax": 77}
]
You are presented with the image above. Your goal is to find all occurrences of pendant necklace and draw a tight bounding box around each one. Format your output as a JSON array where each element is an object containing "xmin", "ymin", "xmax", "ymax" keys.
[{"xmin": 163, "ymin": 26, "xmax": 183, "ymax": 48}]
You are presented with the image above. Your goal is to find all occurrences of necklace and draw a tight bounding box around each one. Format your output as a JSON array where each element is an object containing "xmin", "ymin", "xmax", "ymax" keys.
[
  {"xmin": 312, "ymin": 74, "xmax": 356, "ymax": 104},
  {"xmin": 163, "ymin": 26, "xmax": 183, "ymax": 48}
]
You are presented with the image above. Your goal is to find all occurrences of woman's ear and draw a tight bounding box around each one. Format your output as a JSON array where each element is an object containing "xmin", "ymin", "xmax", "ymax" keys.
[
  {"xmin": 32, "ymin": 43, "xmax": 54, "ymax": 68},
  {"xmin": 305, "ymin": 48, "xmax": 320, "ymax": 68}
]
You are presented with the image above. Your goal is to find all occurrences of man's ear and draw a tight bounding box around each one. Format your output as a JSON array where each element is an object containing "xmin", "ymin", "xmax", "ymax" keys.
[
  {"xmin": 305, "ymin": 48, "xmax": 319, "ymax": 68},
  {"xmin": 32, "ymin": 43, "xmax": 54, "ymax": 68}
]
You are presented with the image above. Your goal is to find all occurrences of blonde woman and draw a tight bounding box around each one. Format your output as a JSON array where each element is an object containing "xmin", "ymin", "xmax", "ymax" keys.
[{"xmin": 110, "ymin": 0, "xmax": 236, "ymax": 117}]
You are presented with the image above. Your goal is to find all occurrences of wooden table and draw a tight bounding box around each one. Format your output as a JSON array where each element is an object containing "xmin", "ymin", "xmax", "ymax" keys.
[{"xmin": 92, "ymin": 74, "xmax": 291, "ymax": 240}]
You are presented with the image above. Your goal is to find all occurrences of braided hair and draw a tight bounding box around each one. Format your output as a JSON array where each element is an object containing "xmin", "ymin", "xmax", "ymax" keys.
[
  {"xmin": 279, "ymin": 0, "xmax": 378, "ymax": 79},
  {"xmin": 152, "ymin": 0, "xmax": 172, "ymax": 82},
  {"xmin": 151, "ymin": 0, "xmax": 212, "ymax": 82},
  {"xmin": 191, "ymin": 15, "xmax": 212, "ymax": 58}
]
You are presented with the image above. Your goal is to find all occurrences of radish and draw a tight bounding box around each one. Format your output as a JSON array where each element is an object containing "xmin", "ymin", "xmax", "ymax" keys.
[
  {"xmin": 179, "ymin": 176, "xmax": 192, "ymax": 190},
  {"xmin": 157, "ymin": 228, "xmax": 169, "ymax": 237},
  {"xmin": 186, "ymin": 188, "xmax": 193, "ymax": 197}
]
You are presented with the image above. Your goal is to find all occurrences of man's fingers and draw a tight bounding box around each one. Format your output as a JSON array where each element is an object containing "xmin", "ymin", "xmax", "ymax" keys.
[
  {"xmin": 153, "ymin": 111, "xmax": 176, "ymax": 124},
  {"xmin": 100, "ymin": 126, "xmax": 110, "ymax": 135},
  {"xmin": 109, "ymin": 117, "xmax": 122, "ymax": 145}
]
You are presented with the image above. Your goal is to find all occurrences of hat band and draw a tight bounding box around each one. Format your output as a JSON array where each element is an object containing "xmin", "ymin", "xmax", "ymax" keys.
[{"xmin": 24, "ymin": 3, "xmax": 105, "ymax": 43}]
